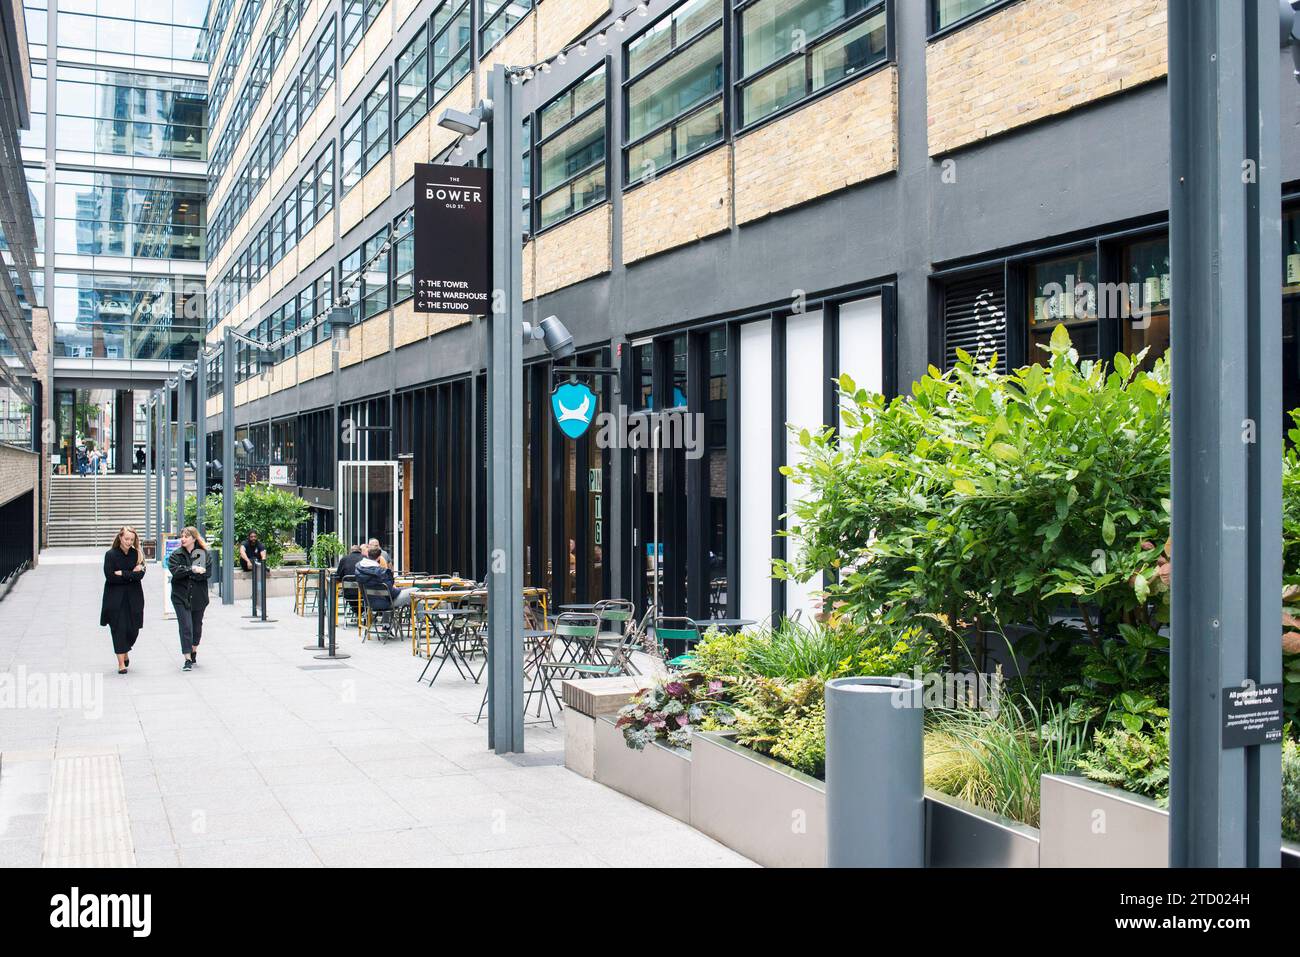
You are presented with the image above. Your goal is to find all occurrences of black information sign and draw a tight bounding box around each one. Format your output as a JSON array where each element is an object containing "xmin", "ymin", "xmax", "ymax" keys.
[
  {"xmin": 1221, "ymin": 683, "xmax": 1285, "ymax": 749},
  {"xmin": 413, "ymin": 162, "xmax": 491, "ymax": 315}
]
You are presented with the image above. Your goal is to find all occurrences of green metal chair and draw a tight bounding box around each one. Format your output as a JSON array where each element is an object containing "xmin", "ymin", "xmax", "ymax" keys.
[
  {"xmin": 537, "ymin": 613, "xmax": 638, "ymax": 709},
  {"xmin": 654, "ymin": 616, "xmax": 702, "ymax": 671},
  {"xmin": 593, "ymin": 599, "xmax": 636, "ymax": 669}
]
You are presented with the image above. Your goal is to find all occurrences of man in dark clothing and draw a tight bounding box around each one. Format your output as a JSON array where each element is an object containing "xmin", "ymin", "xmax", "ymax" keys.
[
  {"xmin": 336, "ymin": 544, "xmax": 364, "ymax": 580},
  {"xmin": 239, "ymin": 531, "xmax": 267, "ymax": 571},
  {"xmin": 355, "ymin": 546, "xmax": 414, "ymax": 611}
]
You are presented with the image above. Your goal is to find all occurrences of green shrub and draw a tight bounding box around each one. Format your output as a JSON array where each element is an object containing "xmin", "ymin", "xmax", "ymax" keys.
[
  {"xmin": 1283, "ymin": 735, "xmax": 1300, "ymax": 842},
  {"xmin": 183, "ymin": 483, "xmax": 310, "ymax": 568},
  {"xmin": 1075, "ymin": 719, "xmax": 1171, "ymax": 806},
  {"xmin": 923, "ymin": 698, "xmax": 1090, "ymax": 827},
  {"xmin": 309, "ymin": 532, "xmax": 345, "ymax": 568},
  {"xmin": 778, "ymin": 325, "xmax": 1170, "ymax": 663},
  {"xmin": 718, "ymin": 676, "xmax": 827, "ymax": 778}
]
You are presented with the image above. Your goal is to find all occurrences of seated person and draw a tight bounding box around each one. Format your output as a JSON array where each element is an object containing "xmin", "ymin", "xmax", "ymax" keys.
[
  {"xmin": 366, "ymin": 538, "xmax": 390, "ymax": 569},
  {"xmin": 239, "ymin": 531, "xmax": 267, "ymax": 571},
  {"xmin": 336, "ymin": 544, "xmax": 364, "ymax": 580},
  {"xmin": 354, "ymin": 546, "xmax": 414, "ymax": 611}
]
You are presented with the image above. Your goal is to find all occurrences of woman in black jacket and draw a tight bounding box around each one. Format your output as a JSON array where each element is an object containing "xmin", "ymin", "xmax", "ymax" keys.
[
  {"xmin": 168, "ymin": 526, "xmax": 212, "ymax": 672},
  {"xmin": 101, "ymin": 526, "xmax": 146, "ymax": 674}
]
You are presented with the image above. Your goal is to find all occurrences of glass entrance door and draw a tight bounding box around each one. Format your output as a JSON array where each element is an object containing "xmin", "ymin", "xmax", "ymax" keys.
[{"xmin": 337, "ymin": 460, "xmax": 402, "ymax": 571}]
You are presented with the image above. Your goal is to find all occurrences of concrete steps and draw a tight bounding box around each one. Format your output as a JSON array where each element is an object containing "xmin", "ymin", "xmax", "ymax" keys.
[{"xmin": 46, "ymin": 475, "xmax": 176, "ymax": 546}]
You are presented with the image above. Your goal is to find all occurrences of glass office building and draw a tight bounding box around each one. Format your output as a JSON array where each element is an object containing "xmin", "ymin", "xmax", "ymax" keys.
[{"xmin": 22, "ymin": 0, "xmax": 210, "ymax": 472}]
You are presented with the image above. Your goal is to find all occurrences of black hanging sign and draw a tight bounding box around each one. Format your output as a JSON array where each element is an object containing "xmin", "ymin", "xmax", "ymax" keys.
[
  {"xmin": 1221, "ymin": 682, "xmax": 1285, "ymax": 749},
  {"xmin": 413, "ymin": 162, "xmax": 491, "ymax": 315}
]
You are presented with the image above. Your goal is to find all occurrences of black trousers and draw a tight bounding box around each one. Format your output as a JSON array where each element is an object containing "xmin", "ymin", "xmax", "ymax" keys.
[
  {"xmin": 172, "ymin": 601, "xmax": 205, "ymax": 655},
  {"xmin": 109, "ymin": 624, "xmax": 139, "ymax": 656}
]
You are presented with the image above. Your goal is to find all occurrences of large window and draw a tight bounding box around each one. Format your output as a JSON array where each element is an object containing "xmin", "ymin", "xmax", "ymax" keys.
[
  {"xmin": 55, "ymin": 67, "xmax": 208, "ymax": 161},
  {"xmin": 342, "ymin": 75, "xmax": 391, "ymax": 194},
  {"xmin": 341, "ymin": 229, "xmax": 391, "ymax": 323},
  {"xmin": 392, "ymin": 209, "xmax": 414, "ymax": 304},
  {"xmin": 343, "ymin": 0, "xmax": 388, "ymax": 62},
  {"xmin": 1025, "ymin": 249, "xmax": 1099, "ymax": 360},
  {"xmin": 534, "ymin": 63, "xmax": 608, "ymax": 231},
  {"xmin": 735, "ymin": 0, "xmax": 888, "ymax": 128},
  {"xmin": 930, "ymin": 0, "xmax": 1004, "ymax": 34},
  {"xmin": 394, "ymin": 27, "xmax": 429, "ymax": 140},
  {"xmin": 624, "ymin": 0, "xmax": 725, "ymax": 185},
  {"xmin": 480, "ymin": 0, "xmax": 532, "ymax": 55},
  {"xmin": 54, "ymin": 170, "xmax": 206, "ymax": 260},
  {"xmin": 51, "ymin": 272, "xmax": 203, "ymax": 361},
  {"xmin": 433, "ymin": 2, "xmax": 472, "ymax": 101}
]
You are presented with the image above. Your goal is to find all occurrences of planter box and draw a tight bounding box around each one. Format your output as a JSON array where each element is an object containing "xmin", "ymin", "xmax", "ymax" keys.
[
  {"xmin": 924, "ymin": 789, "xmax": 1041, "ymax": 867},
  {"xmin": 1284, "ymin": 841, "xmax": 1300, "ymax": 868},
  {"xmin": 691, "ymin": 732, "xmax": 827, "ymax": 868},
  {"xmin": 1039, "ymin": 775, "xmax": 1167, "ymax": 867},
  {"xmin": 593, "ymin": 716, "xmax": 692, "ymax": 823},
  {"xmin": 561, "ymin": 677, "xmax": 653, "ymax": 780}
]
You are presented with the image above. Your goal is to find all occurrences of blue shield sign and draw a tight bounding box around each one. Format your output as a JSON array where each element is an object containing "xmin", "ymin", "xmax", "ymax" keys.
[{"xmin": 551, "ymin": 382, "xmax": 597, "ymax": 439}]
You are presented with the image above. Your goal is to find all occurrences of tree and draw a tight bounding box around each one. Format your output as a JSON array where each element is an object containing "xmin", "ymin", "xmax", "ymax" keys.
[{"xmin": 183, "ymin": 483, "xmax": 310, "ymax": 567}]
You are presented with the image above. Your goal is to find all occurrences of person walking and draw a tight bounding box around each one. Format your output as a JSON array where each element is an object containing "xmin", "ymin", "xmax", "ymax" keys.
[
  {"xmin": 168, "ymin": 525, "xmax": 211, "ymax": 672},
  {"xmin": 100, "ymin": 526, "xmax": 146, "ymax": 674}
]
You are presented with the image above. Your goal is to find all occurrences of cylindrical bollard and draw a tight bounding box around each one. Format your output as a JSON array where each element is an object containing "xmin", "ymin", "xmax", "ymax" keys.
[
  {"xmin": 259, "ymin": 561, "xmax": 268, "ymax": 621},
  {"xmin": 825, "ymin": 676, "xmax": 925, "ymax": 867},
  {"xmin": 307, "ymin": 568, "xmax": 327, "ymax": 649}
]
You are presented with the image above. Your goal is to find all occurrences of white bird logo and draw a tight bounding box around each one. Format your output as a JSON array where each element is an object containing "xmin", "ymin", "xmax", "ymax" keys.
[{"xmin": 556, "ymin": 394, "xmax": 592, "ymax": 423}]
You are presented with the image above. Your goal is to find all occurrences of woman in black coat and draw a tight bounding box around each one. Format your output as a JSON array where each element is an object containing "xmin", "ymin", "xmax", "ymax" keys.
[
  {"xmin": 101, "ymin": 526, "xmax": 146, "ymax": 674},
  {"xmin": 168, "ymin": 526, "xmax": 212, "ymax": 672}
]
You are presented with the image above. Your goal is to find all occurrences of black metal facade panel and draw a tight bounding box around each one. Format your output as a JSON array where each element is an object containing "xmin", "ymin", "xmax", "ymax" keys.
[{"xmin": 941, "ymin": 270, "xmax": 1007, "ymax": 373}]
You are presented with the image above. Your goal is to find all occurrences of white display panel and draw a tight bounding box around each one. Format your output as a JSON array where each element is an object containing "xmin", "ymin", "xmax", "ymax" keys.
[
  {"xmin": 838, "ymin": 295, "xmax": 884, "ymax": 403},
  {"xmin": 738, "ymin": 319, "xmax": 773, "ymax": 624},
  {"xmin": 784, "ymin": 310, "xmax": 825, "ymax": 621}
]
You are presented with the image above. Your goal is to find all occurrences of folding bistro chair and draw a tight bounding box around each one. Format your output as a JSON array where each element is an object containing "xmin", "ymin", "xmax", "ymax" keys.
[
  {"xmin": 654, "ymin": 616, "xmax": 702, "ymax": 670},
  {"xmin": 593, "ymin": 599, "xmax": 635, "ymax": 668},
  {"xmin": 301, "ymin": 573, "xmax": 320, "ymax": 615},
  {"xmin": 536, "ymin": 613, "xmax": 640, "ymax": 710},
  {"xmin": 360, "ymin": 587, "xmax": 399, "ymax": 642},
  {"xmin": 340, "ymin": 575, "xmax": 361, "ymax": 627}
]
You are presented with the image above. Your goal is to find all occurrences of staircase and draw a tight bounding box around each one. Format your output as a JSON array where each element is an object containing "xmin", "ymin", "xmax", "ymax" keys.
[{"xmin": 47, "ymin": 475, "xmax": 150, "ymax": 547}]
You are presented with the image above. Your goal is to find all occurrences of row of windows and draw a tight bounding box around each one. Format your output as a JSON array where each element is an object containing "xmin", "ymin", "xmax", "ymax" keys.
[
  {"xmin": 208, "ymin": 150, "xmax": 335, "ymax": 330},
  {"xmin": 53, "ymin": 171, "xmax": 206, "ymax": 261},
  {"xmin": 209, "ymin": 0, "xmax": 268, "ymax": 125},
  {"xmin": 208, "ymin": 21, "xmax": 338, "ymax": 259},
  {"xmin": 343, "ymin": 0, "xmax": 389, "ymax": 63},
  {"xmin": 208, "ymin": 3, "xmax": 323, "ymax": 191},
  {"xmin": 56, "ymin": 11, "xmax": 205, "ymax": 63},
  {"xmin": 341, "ymin": 75, "xmax": 391, "ymax": 193},
  {"xmin": 228, "ymin": 211, "xmax": 416, "ymax": 380},
  {"xmin": 198, "ymin": 0, "xmax": 237, "ymax": 62},
  {"xmin": 394, "ymin": 1, "xmax": 472, "ymax": 141},
  {"xmin": 54, "ymin": 66, "xmax": 208, "ymax": 161}
]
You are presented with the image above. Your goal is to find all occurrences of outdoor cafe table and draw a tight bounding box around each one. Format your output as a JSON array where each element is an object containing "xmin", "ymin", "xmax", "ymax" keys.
[
  {"xmin": 704, "ymin": 618, "xmax": 757, "ymax": 633},
  {"xmin": 416, "ymin": 608, "xmax": 484, "ymax": 685},
  {"xmin": 410, "ymin": 586, "xmax": 550, "ymax": 656},
  {"xmin": 293, "ymin": 568, "xmax": 321, "ymax": 615}
]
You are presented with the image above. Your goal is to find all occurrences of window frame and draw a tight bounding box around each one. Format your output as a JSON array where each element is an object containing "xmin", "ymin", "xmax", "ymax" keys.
[
  {"xmin": 732, "ymin": 0, "xmax": 892, "ymax": 133},
  {"xmin": 531, "ymin": 59, "xmax": 610, "ymax": 235},
  {"xmin": 478, "ymin": 0, "xmax": 533, "ymax": 59},
  {"xmin": 341, "ymin": 73, "xmax": 391, "ymax": 195},
  {"xmin": 622, "ymin": 0, "xmax": 728, "ymax": 188},
  {"xmin": 927, "ymin": 0, "xmax": 1018, "ymax": 41}
]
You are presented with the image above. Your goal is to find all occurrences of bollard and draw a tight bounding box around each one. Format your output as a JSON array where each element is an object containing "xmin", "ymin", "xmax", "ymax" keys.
[
  {"xmin": 243, "ymin": 558, "xmax": 260, "ymax": 618},
  {"xmin": 258, "ymin": 560, "xmax": 277, "ymax": 623},
  {"xmin": 825, "ymin": 676, "xmax": 924, "ymax": 868},
  {"xmin": 315, "ymin": 569, "xmax": 350, "ymax": 660},
  {"xmin": 307, "ymin": 568, "xmax": 327, "ymax": 650}
]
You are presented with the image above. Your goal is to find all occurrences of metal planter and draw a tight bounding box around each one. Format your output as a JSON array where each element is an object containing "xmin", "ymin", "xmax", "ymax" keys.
[
  {"xmin": 690, "ymin": 732, "xmax": 827, "ymax": 868},
  {"xmin": 1039, "ymin": 775, "xmax": 1168, "ymax": 867},
  {"xmin": 924, "ymin": 789, "xmax": 1041, "ymax": 867},
  {"xmin": 592, "ymin": 717, "xmax": 692, "ymax": 824}
]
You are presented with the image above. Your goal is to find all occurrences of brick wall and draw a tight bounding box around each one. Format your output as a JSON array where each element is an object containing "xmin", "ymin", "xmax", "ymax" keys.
[
  {"xmin": 531, "ymin": 205, "xmax": 613, "ymax": 298},
  {"xmin": 0, "ymin": 445, "xmax": 39, "ymax": 569},
  {"xmin": 537, "ymin": 0, "xmax": 610, "ymax": 55},
  {"xmin": 623, "ymin": 146, "xmax": 732, "ymax": 264},
  {"xmin": 927, "ymin": 0, "xmax": 1167, "ymax": 156},
  {"xmin": 734, "ymin": 66, "xmax": 897, "ymax": 226}
]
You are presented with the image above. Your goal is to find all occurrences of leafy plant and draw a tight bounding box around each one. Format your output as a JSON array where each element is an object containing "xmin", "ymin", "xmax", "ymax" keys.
[
  {"xmin": 923, "ymin": 698, "xmax": 1090, "ymax": 827},
  {"xmin": 1075, "ymin": 718, "xmax": 1171, "ymax": 806},
  {"xmin": 616, "ymin": 672, "xmax": 729, "ymax": 751},
  {"xmin": 309, "ymin": 532, "xmax": 345, "ymax": 568},
  {"xmin": 778, "ymin": 326, "xmax": 1170, "ymax": 666},
  {"xmin": 716, "ymin": 676, "xmax": 827, "ymax": 778},
  {"xmin": 1283, "ymin": 734, "xmax": 1299, "ymax": 842},
  {"xmin": 183, "ymin": 483, "xmax": 310, "ymax": 568},
  {"xmin": 1059, "ymin": 623, "xmax": 1170, "ymax": 729},
  {"xmin": 692, "ymin": 617, "xmax": 934, "ymax": 683}
]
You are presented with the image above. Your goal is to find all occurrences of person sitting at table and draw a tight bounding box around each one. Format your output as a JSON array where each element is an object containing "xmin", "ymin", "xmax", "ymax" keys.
[
  {"xmin": 366, "ymin": 538, "xmax": 390, "ymax": 569},
  {"xmin": 336, "ymin": 543, "xmax": 364, "ymax": 580},
  {"xmin": 355, "ymin": 545, "xmax": 414, "ymax": 611}
]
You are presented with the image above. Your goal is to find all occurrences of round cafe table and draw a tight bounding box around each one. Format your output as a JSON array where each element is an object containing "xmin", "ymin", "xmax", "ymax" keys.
[{"xmin": 703, "ymin": 618, "xmax": 757, "ymax": 633}]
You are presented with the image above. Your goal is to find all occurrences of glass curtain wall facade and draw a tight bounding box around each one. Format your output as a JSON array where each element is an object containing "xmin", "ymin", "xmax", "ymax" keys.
[{"xmin": 23, "ymin": 0, "xmax": 210, "ymax": 383}]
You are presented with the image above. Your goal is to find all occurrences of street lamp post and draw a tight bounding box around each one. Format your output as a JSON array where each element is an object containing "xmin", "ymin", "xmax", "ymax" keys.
[
  {"xmin": 195, "ymin": 354, "xmax": 207, "ymax": 539},
  {"xmin": 145, "ymin": 393, "xmax": 154, "ymax": 552},
  {"xmin": 222, "ymin": 328, "xmax": 236, "ymax": 605},
  {"xmin": 172, "ymin": 377, "xmax": 184, "ymax": 542},
  {"xmin": 1167, "ymin": 0, "xmax": 1284, "ymax": 867},
  {"xmin": 161, "ymin": 382, "xmax": 172, "ymax": 548}
]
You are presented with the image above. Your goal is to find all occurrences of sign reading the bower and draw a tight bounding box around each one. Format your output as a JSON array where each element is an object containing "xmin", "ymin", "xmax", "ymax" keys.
[
  {"xmin": 413, "ymin": 162, "xmax": 491, "ymax": 315},
  {"xmin": 1221, "ymin": 682, "xmax": 1284, "ymax": 749}
]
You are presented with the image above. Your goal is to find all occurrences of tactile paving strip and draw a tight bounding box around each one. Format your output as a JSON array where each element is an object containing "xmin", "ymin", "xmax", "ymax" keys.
[{"xmin": 41, "ymin": 750, "xmax": 136, "ymax": 867}]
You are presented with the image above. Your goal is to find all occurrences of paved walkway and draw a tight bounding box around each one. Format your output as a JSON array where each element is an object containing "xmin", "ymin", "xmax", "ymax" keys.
[{"xmin": 0, "ymin": 549, "xmax": 751, "ymax": 868}]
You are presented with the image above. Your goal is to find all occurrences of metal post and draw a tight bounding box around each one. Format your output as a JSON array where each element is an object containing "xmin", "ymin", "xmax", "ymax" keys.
[
  {"xmin": 174, "ymin": 375, "xmax": 186, "ymax": 535},
  {"xmin": 162, "ymin": 383, "xmax": 172, "ymax": 545},
  {"xmin": 315, "ymin": 569, "xmax": 349, "ymax": 660},
  {"xmin": 485, "ymin": 64, "xmax": 526, "ymax": 754},
  {"xmin": 196, "ymin": 354, "xmax": 207, "ymax": 539},
  {"xmin": 145, "ymin": 395, "xmax": 154, "ymax": 553},
  {"xmin": 1167, "ymin": 0, "xmax": 1283, "ymax": 867},
  {"xmin": 309, "ymin": 567, "xmax": 326, "ymax": 650},
  {"xmin": 222, "ymin": 329, "xmax": 236, "ymax": 605}
]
